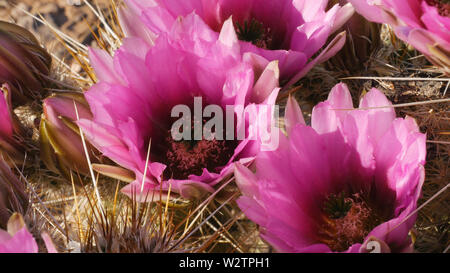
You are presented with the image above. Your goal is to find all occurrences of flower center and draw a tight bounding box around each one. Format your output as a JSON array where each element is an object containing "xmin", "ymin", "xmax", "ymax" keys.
[
  {"xmin": 161, "ymin": 119, "xmax": 238, "ymax": 180},
  {"xmin": 234, "ymin": 19, "xmax": 274, "ymax": 49},
  {"xmin": 426, "ymin": 0, "xmax": 450, "ymax": 17},
  {"xmin": 318, "ymin": 193, "xmax": 382, "ymax": 252}
]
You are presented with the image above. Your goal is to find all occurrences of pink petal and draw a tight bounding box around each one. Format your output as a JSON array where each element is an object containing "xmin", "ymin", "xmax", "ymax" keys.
[
  {"xmin": 0, "ymin": 228, "xmax": 38, "ymax": 253},
  {"xmin": 251, "ymin": 60, "xmax": 279, "ymax": 104},
  {"xmin": 294, "ymin": 0, "xmax": 328, "ymax": 22},
  {"xmin": 374, "ymin": 117, "xmax": 426, "ymax": 208},
  {"xmin": 216, "ymin": 0, "xmax": 253, "ymax": 24},
  {"xmin": 77, "ymin": 119, "xmax": 136, "ymax": 171},
  {"xmin": 284, "ymin": 31, "xmax": 346, "ymax": 88},
  {"xmin": 242, "ymin": 52, "xmax": 270, "ymax": 77},
  {"xmin": 311, "ymin": 82, "xmax": 353, "ymax": 134},
  {"xmin": 348, "ymin": 0, "xmax": 385, "ymax": 23},
  {"xmin": 234, "ymin": 162, "xmax": 258, "ymax": 197},
  {"xmin": 236, "ymin": 196, "xmax": 267, "ymax": 227},
  {"xmin": 218, "ymin": 16, "xmax": 240, "ymax": 54},
  {"xmin": 140, "ymin": 4, "xmax": 177, "ymax": 34},
  {"xmin": 118, "ymin": 5, "xmax": 156, "ymax": 45},
  {"xmin": 88, "ymin": 48, "xmax": 125, "ymax": 85},
  {"xmin": 359, "ymin": 88, "xmax": 396, "ymax": 143},
  {"xmin": 119, "ymin": 37, "xmax": 152, "ymax": 60},
  {"xmin": 331, "ymin": 2, "xmax": 355, "ymax": 33},
  {"xmin": 41, "ymin": 232, "xmax": 57, "ymax": 253},
  {"xmin": 258, "ymin": 178, "xmax": 317, "ymax": 246},
  {"xmin": 284, "ymin": 95, "xmax": 305, "ymax": 135},
  {"xmin": 420, "ymin": 1, "xmax": 450, "ymax": 42},
  {"xmin": 383, "ymin": 0, "xmax": 423, "ymax": 28}
]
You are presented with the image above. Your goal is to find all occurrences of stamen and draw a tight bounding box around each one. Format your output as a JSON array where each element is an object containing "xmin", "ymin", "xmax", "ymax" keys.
[
  {"xmin": 162, "ymin": 118, "xmax": 238, "ymax": 180},
  {"xmin": 319, "ymin": 193, "xmax": 382, "ymax": 252},
  {"xmin": 426, "ymin": 0, "xmax": 450, "ymax": 17}
]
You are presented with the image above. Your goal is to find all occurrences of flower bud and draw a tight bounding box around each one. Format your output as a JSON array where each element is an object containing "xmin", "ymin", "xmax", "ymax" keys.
[
  {"xmin": 0, "ymin": 21, "xmax": 52, "ymax": 105},
  {"xmin": 40, "ymin": 92, "xmax": 101, "ymax": 181}
]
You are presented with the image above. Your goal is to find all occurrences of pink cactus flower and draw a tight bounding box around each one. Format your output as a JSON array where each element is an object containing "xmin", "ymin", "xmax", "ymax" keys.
[
  {"xmin": 0, "ymin": 213, "xmax": 56, "ymax": 253},
  {"xmin": 235, "ymin": 83, "xmax": 426, "ymax": 252},
  {"xmin": 120, "ymin": 0, "xmax": 354, "ymax": 82},
  {"xmin": 78, "ymin": 13, "xmax": 280, "ymax": 201},
  {"xmin": 348, "ymin": 0, "xmax": 450, "ymax": 74}
]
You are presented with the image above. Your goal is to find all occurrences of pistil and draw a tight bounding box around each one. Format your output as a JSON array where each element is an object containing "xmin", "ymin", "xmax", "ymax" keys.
[{"xmin": 235, "ymin": 19, "xmax": 274, "ymax": 49}]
